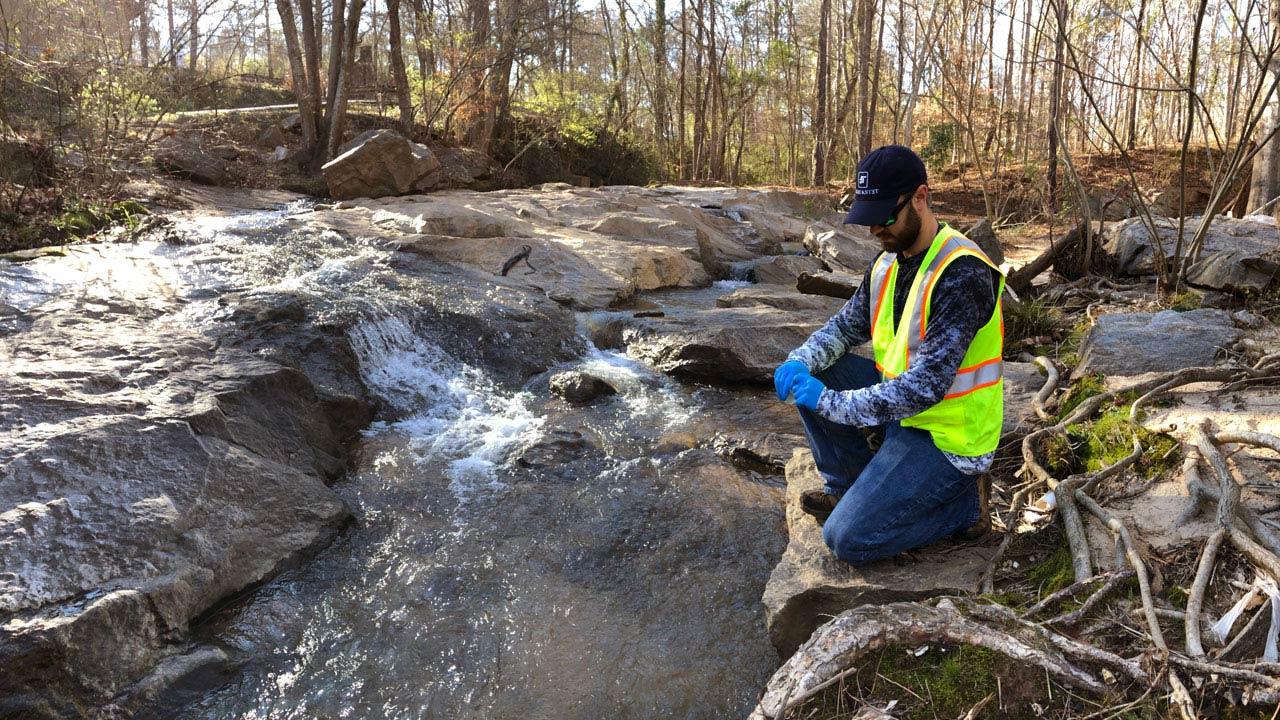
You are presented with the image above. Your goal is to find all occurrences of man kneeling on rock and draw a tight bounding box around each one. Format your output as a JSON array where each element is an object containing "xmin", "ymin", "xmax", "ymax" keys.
[{"xmin": 775, "ymin": 145, "xmax": 1004, "ymax": 565}]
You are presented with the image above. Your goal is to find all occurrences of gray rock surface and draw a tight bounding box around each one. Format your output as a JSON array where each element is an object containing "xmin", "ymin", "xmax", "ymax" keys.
[
  {"xmin": 322, "ymin": 129, "xmax": 441, "ymax": 199},
  {"xmin": 549, "ymin": 370, "xmax": 618, "ymax": 404},
  {"xmin": 1106, "ymin": 215, "xmax": 1280, "ymax": 294},
  {"xmin": 802, "ymin": 224, "xmax": 881, "ymax": 275},
  {"xmin": 1074, "ymin": 309, "xmax": 1241, "ymax": 378},
  {"xmin": 797, "ymin": 270, "xmax": 861, "ymax": 299},
  {"xmin": 716, "ymin": 285, "xmax": 846, "ymax": 313},
  {"xmin": 752, "ymin": 255, "xmax": 827, "ymax": 285}
]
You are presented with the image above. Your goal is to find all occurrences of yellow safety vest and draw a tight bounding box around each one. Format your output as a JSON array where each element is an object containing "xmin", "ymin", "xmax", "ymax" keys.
[{"xmin": 868, "ymin": 223, "xmax": 1005, "ymax": 456}]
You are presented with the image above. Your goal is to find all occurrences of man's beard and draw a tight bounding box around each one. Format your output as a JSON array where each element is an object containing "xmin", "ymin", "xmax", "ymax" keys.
[{"xmin": 877, "ymin": 202, "xmax": 922, "ymax": 254}]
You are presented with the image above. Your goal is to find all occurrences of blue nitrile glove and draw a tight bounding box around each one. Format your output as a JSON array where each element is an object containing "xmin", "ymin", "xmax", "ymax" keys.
[
  {"xmin": 773, "ymin": 360, "xmax": 810, "ymax": 401},
  {"xmin": 790, "ymin": 374, "xmax": 827, "ymax": 411}
]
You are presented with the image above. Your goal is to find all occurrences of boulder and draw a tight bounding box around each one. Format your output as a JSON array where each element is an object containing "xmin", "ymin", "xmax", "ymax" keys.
[
  {"xmin": 549, "ymin": 370, "xmax": 618, "ymax": 404},
  {"xmin": 322, "ymin": 129, "xmax": 441, "ymax": 200},
  {"xmin": 762, "ymin": 450, "xmax": 998, "ymax": 657},
  {"xmin": 436, "ymin": 146, "xmax": 500, "ymax": 187},
  {"xmin": 716, "ymin": 285, "xmax": 846, "ymax": 313},
  {"xmin": 154, "ymin": 136, "xmax": 229, "ymax": 185},
  {"xmin": 1106, "ymin": 215, "xmax": 1280, "ymax": 294},
  {"xmin": 962, "ymin": 218, "xmax": 1005, "ymax": 265},
  {"xmin": 257, "ymin": 123, "xmax": 286, "ymax": 148},
  {"xmin": 589, "ymin": 304, "xmax": 837, "ymax": 383},
  {"xmin": 802, "ymin": 224, "xmax": 880, "ymax": 275},
  {"xmin": 797, "ymin": 270, "xmax": 862, "ymax": 299},
  {"xmin": 1073, "ymin": 309, "xmax": 1241, "ymax": 379},
  {"xmin": 752, "ymin": 255, "xmax": 827, "ymax": 285}
]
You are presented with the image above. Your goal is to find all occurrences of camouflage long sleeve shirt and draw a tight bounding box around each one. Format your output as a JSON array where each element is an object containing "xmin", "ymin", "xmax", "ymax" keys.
[{"xmin": 786, "ymin": 239, "xmax": 999, "ymax": 475}]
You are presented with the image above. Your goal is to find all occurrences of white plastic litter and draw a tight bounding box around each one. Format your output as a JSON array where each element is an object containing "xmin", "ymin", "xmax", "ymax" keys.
[{"xmin": 1211, "ymin": 574, "xmax": 1280, "ymax": 661}]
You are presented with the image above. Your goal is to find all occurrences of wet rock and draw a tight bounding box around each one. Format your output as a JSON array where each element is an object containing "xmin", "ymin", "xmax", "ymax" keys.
[
  {"xmin": 155, "ymin": 136, "xmax": 229, "ymax": 185},
  {"xmin": 549, "ymin": 371, "xmax": 618, "ymax": 404},
  {"xmin": 962, "ymin": 218, "xmax": 1005, "ymax": 265},
  {"xmin": 762, "ymin": 450, "xmax": 998, "ymax": 657},
  {"xmin": 0, "ymin": 348, "xmax": 352, "ymax": 714},
  {"xmin": 797, "ymin": 270, "xmax": 861, "ymax": 299},
  {"xmin": 1073, "ymin": 309, "xmax": 1241, "ymax": 379},
  {"xmin": 1106, "ymin": 215, "xmax": 1280, "ymax": 295},
  {"xmin": 716, "ymin": 285, "xmax": 845, "ymax": 313},
  {"xmin": 592, "ymin": 304, "xmax": 835, "ymax": 383},
  {"xmin": 752, "ymin": 255, "xmax": 827, "ymax": 285},
  {"xmin": 802, "ymin": 224, "xmax": 880, "ymax": 275},
  {"xmin": 322, "ymin": 129, "xmax": 441, "ymax": 200},
  {"xmin": 712, "ymin": 430, "xmax": 806, "ymax": 473}
]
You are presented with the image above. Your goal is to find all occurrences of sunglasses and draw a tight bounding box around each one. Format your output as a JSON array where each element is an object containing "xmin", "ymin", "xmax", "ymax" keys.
[{"xmin": 882, "ymin": 195, "xmax": 913, "ymax": 227}]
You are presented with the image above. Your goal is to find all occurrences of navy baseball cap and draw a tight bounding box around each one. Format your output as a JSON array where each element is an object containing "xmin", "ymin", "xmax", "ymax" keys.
[{"xmin": 843, "ymin": 145, "xmax": 928, "ymax": 226}]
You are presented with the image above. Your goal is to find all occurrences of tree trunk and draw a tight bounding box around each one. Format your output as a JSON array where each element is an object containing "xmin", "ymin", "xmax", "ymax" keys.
[
  {"xmin": 855, "ymin": 0, "xmax": 875, "ymax": 158},
  {"xmin": 1125, "ymin": 0, "xmax": 1148, "ymax": 149},
  {"xmin": 1047, "ymin": 0, "xmax": 1067, "ymax": 210},
  {"xmin": 388, "ymin": 0, "xmax": 414, "ymax": 132},
  {"xmin": 325, "ymin": 0, "xmax": 346, "ymax": 134},
  {"xmin": 811, "ymin": 0, "xmax": 830, "ymax": 186},
  {"xmin": 276, "ymin": 0, "xmax": 319, "ymax": 158},
  {"xmin": 1248, "ymin": 0, "xmax": 1280, "ymax": 218},
  {"xmin": 296, "ymin": 0, "xmax": 324, "ymax": 142},
  {"xmin": 139, "ymin": 0, "xmax": 149, "ymax": 66},
  {"xmin": 167, "ymin": 0, "xmax": 176, "ymax": 66},
  {"xmin": 265, "ymin": 0, "xmax": 273, "ymax": 77},
  {"xmin": 326, "ymin": 0, "xmax": 366, "ymax": 160},
  {"xmin": 653, "ymin": 0, "xmax": 669, "ymax": 170},
  {"xmin": 189, "ymin": 0, "xmax": 199, "ymax": 69}
]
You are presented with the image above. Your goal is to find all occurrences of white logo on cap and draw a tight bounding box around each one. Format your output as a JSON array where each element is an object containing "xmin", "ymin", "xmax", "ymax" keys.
[{"xmin": 857, "ymin": 172, "xmax": 869, "ymax": 189}]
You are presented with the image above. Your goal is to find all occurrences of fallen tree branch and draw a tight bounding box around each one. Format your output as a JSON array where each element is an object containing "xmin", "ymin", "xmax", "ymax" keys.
[{"xmin": 1046, "ymin": 569, "xmax": 1137, "ymax": 627}]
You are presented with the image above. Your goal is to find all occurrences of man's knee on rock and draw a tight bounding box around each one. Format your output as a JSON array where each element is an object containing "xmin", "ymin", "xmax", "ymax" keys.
[{"xmin": 822, "ymin": 521, "xmax": 887, "ymax": 566}]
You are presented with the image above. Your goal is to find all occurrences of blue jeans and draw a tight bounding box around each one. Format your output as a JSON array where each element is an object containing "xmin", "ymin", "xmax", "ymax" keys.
[{"xmin": 797, "ymin": 354, "xmax": 980, "ymax": 565}]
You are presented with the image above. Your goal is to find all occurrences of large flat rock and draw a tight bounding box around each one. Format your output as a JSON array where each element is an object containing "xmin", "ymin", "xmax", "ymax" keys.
[{"xmin": 1074, "ymin": 309, "xmax": 1241, "ymax": 379}]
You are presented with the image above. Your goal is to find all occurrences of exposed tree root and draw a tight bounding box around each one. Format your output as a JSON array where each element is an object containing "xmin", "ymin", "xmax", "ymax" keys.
[{"xmin": 750, "ymin": 599, "xmax": 1110, "ymax": 720}]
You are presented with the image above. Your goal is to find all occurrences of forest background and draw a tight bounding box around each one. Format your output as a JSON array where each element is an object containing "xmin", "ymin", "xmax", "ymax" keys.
[{"xmin": 2, "ymin": 0, "xmax": 1279, "ymax": 257}]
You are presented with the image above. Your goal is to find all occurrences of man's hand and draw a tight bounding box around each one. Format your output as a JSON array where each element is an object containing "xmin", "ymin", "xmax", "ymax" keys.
[
  {"xmin": 790, "ymin": 375, "xmax": 826, "ymax": 411},
  {"xmin": 773, "ymin": 360, "xmax": 810, "ymax": 401}
]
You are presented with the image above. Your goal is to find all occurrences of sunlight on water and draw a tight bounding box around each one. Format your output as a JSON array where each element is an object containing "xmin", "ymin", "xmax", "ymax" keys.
[{"xmin": 348, "ymin": 315, "xmax": 544, "ymax": 499}]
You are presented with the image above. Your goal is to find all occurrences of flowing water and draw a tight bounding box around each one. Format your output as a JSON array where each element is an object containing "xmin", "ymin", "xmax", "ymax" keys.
[{"xmin": 17, "ymin": 204, "xmax": 791, "ymax": 718}]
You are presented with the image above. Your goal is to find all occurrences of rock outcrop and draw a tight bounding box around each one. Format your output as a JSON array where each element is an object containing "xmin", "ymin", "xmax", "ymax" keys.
[
  {"xmin": 1106, "ymin": 215, "xmax": 1280, "ymax": 295},
  {"xmin": 590, "ymin": 304, "xmax": 837, "ymax": 383}
]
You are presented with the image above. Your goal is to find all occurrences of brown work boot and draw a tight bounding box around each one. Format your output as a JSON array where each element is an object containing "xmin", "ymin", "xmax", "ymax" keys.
[
  {"xmin": 955, "ymin": 473, "xmax": 992, "ymax": 541},
  {"xmin": 800, "ymin": 489, "xmax": 840, "ymax": 526}
]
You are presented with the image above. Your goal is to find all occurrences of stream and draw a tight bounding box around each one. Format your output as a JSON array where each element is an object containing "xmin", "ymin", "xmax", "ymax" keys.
[{"xmin": 30, "ymin": 202, "xmax": 794, "ymax": 719}]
